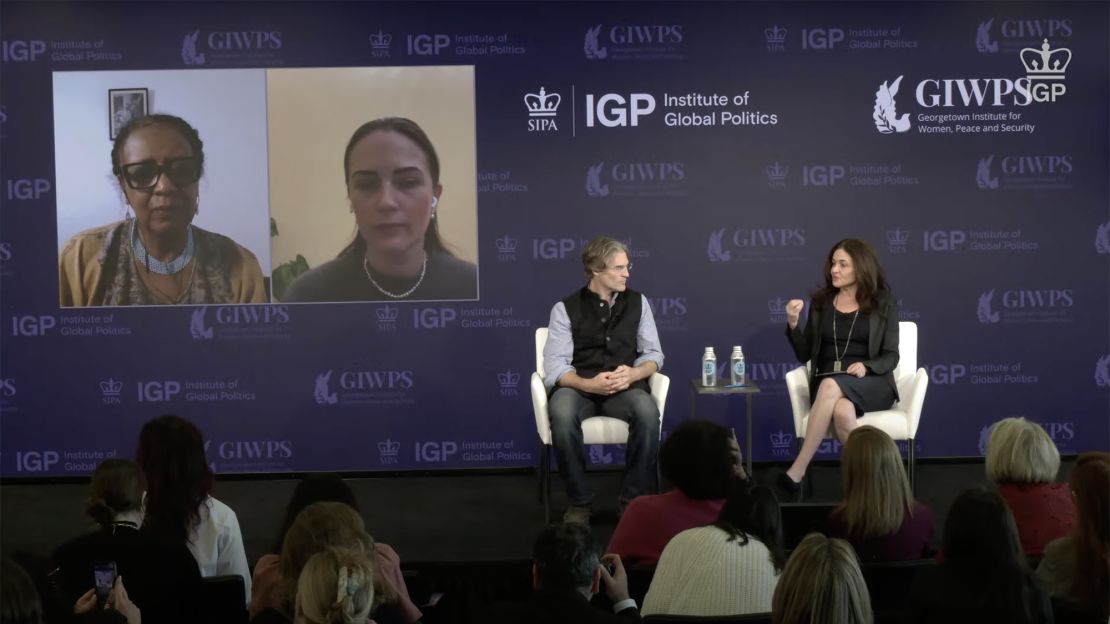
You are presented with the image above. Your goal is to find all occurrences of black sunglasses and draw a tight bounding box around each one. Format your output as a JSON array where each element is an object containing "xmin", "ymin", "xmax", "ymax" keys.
[{"xmin": 120, "ymin": 157, "xmax": 202, "ymax": 190}]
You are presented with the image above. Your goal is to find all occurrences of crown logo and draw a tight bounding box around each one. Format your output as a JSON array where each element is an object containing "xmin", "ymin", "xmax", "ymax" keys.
[
  {"xmin": 770, "ymin": 430, "xmax": 793, "ymax": 447},
  {"xmin": 764, "ymin": 25, "xmax": 787, "ymax": 44},
  {"xmin": 886, "ymin": 228, "xmax": 909, "ymax": 245},
  {"xmin": 524, "ymin": 87, "xmax": 561, "ymax": 117},
  {"xmin": 99, "ymin": 378, "xmax": 123, "ymax": 396},
  {"xmin": 369, "ymin": 30, "xmax": 392, "ymax": 49},
  {"xmin": 1021, "ymin": 39, "xmax": 1071, "ymax": 79},
  {"xmin": 377, "ymin": 438, "xmax": 400, "ymax": 456},
  {"xmin": 496, "ymin": 235, "xmax": 518, "ymax": 253},
  {"xmin": 498, "ymin": 370, "xmax": 520, "ymax": 387},
  {"xmin": 767, "ymin": 297, "xmax": 787, "ymax": 312},
  {"xmin": 376, "ymin": 305, "xmax": 399, "ymax": 322},
  {"xmin": 765, "ymin": 162, "xmax": 788, "ymax": 180}
]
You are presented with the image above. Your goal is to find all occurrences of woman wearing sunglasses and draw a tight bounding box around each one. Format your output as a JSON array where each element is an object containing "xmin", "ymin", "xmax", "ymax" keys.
[{"xmin": 59, "ymin": 114, "xmax": 266, "ymax": 306}]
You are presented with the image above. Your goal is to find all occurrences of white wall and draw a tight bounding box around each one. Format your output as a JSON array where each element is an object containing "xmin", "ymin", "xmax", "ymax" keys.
[{"xmin": 54, "ymin": 69, "xmax": 271, "ymax": 275}]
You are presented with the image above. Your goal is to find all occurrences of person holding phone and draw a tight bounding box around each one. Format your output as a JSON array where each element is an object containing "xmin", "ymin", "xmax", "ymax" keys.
[
  {"xmin": 780, "ymin": 239, "xmax": 900, "ymax": 496},
  {"xmin": 51, "ymin": 459, "xmax": 202, "ymax": 623}
]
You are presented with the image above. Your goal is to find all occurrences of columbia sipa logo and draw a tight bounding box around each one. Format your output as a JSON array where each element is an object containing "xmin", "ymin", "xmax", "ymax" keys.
[
  {"xmin": 498, "ymin": 370, "xmax": 520, "ymax": 396},
  {"xmin": 313, "ymin": 370, "xmax": 339, "ymax": 405},
  {"xmin": 376, "ymin": 305, "xmax": 399, "ymax": 331},
  {"xmin": 495, "ymin": 235, "xmax": 518, "ymax": 262},
  {"xmin": 586, "ymin": 163, "xmax": 610, "ymax": 197},
  {"xmin": 1096, "ymin": 355, "xmax": 1110, "ymax": 388},
  {"xmin": 584, "ymin": 25, "xmax": 608, "ymax": 59},
  {"xmin": 886, "ymin": 228, "xmax": 910, "ymax": 253},
  {"xmin": 976, "ymin": 19, "xmax": 1000, "ymax": 53},
  {"xmin": 765, "ymin": 162, "xmax": 787, "ymax": 189},
  {"xmin": 190, "ymin": 307, "xmax": 215, "ymax": 340},
  {"xmin": 1096, "ymin": 222, "xmax": 1110, "ymax": 255},
  {"xmin": 524, "ymin": 87, "xmax": 561, "ymax": 132},
  {"xmin": 707, "ymin": 229, "xmax": 731, "ymax": 262},
  {"xmin": 100, "ymin": 378, "xmax": 122, "ymax": 405},
  {"xmin": 765, "ymin": 25, "xmax": 787, "ymax": 52},
  {"xmin": 369, "ymin": 30, "xmax": 392, "ymax": 58},
  {"xmin": 873, "ymin": 75, "xmax": 911, "ymax": 134},
  {"xmin": 976, "ymin": 155, "xmax": 1000, "ymax": 190},
  {"xmin": 770, "ymin": 430, "xmax": 793, "ymax": 457},
  {"xmin": 767, "ymin": 298, "xmax": 788, "ymax": 323},
  {"xmin": 181, "ymin": 30, "xmax": 206, "ymax": 65},
  {"xmin": 977, "ymin": 290, "xmax": 1001, "ymax": 324},
  {"xmin": 378, "ymin": 438, "xmax": 400, "ymax": 464}
]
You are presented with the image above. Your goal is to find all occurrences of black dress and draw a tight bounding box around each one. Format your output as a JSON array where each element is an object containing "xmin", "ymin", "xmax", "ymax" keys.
[{"xmin": 812, "ymin": 309, "xmax": 896, "ymax": 415}]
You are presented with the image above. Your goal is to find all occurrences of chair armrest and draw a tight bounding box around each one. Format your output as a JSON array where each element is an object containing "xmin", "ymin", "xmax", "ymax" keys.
[
  {"xmin": 896, "ymin": 368, "xmax": 929, "ymax": 438},
  {"xmin": 785, "ymin": 366, "xmax": 810, "ymax": 437},
  {"xmin": 531, "ymin": 372, "xmax": 552, "ymax": 445},
  {"xmin": 648, "ymin": 373, "xmax": 670, "ymax": 420}
]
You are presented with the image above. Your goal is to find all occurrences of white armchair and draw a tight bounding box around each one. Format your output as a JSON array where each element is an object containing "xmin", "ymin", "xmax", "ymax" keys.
[
  {"xmin": 530, "ymin": 327, "xmax": 669, "ymax": 521},
  {"xmin": 785, "ymin": 321, "xmax": 928, "ymax": 489}
]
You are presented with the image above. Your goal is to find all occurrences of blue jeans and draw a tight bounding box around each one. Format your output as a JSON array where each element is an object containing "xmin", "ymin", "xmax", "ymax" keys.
[{"xmin": 548, "ymin": 387, "xmax": 660, "ymax": 507}]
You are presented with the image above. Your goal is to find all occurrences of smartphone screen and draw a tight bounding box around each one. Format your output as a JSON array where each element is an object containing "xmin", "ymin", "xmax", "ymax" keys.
[{"xmin": 93, "ymin": 561, "xmax": 117, "ymax": 602}]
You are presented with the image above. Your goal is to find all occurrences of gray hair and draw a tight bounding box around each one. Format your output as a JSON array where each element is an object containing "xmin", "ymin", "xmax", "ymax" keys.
[{"xmin": 581, "ymin": 236, "xmax": 630, "ymax": 280}]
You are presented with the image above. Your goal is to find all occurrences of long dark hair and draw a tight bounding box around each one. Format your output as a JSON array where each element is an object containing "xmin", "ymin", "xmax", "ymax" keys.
[
  {"xmin": 339, "ymin": 117, "xmax": 452, "ymax": 258},
  {"xmin": 136, "ymin": 415, "xmax": 213, "ymax": 545},
  {"xmin": 714, "ymin": 483, "xmax": 786, "ymax": 572},
  {"xmin": 942, "ymin": 487, "xmax": 1040, "ymax": 623},
  {"xmin": 111, "ymin": 113, "xmax": 205, "ymax": 180},
  {"xmin": 1068, "ymin": 452, "xmax": 1110, "ymax": 614},
  {"xmin": 811, "ymin": 238, "xmax": 889, "ymax": 314},
  {"xmin": 270, "ymin": 473, "xmax": 360, "ymax": 554},
  {"xmin": 84, "ymin": 459, "xmax": 146, "ymax": 529},
  {"xmin": 660, "ymin": 420, "xmax": 739, "ymax": 500}
]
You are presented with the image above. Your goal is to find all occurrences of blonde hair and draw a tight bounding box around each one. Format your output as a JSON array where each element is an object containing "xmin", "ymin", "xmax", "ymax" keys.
[
  {"xmin": 985, "ymin": 417, "xmax": 1060, "ymax": 484},
  {"xmin": 838, "ymin": 426, "xmax": 915, "ymax": 537},
  {"xmin": 772, "ymin": 533, "xmax": 873, "ymax": 624},
  {"xmin": 581, "ymin": 236, "xmax": 630, "ymax": 280},
  {"xmin": 295, "ymin": 546, "xmax": 374, "ymax": 624}
]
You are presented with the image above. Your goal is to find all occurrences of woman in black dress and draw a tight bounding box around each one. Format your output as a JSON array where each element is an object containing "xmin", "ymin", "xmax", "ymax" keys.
[{"xmin": 781, "ymin": 239, "xmax": 899, "ymax": 492}]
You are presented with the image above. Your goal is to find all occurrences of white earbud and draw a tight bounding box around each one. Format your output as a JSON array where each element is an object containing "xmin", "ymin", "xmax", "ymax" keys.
[{"xmin": 431, "ymin": 197, "xmax": 439, "ymax": 209}]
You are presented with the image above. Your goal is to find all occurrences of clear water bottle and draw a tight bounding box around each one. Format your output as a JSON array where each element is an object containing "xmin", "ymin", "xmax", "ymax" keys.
[
  {"xmin": 702, "ymin": 347, "xmax": 717, "ymax": 386},
  {"xmin": 730, "ymin": 346, "xmax": 746, "ymax": 386}
]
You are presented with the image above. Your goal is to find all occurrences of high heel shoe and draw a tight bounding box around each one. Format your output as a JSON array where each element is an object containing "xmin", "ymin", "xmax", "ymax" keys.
[{"xmin": 777, "ymin": 472, "xmax": 803, "ymax": 500}]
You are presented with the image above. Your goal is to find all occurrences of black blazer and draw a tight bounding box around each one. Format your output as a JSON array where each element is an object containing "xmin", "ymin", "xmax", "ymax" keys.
[
  {"xmin": 487, "ymin": 589, "xmax": 642, "ymax": 624},
  {"xmin": 785, "ymin": 293, "xmax": 900, "ymax": 401}
]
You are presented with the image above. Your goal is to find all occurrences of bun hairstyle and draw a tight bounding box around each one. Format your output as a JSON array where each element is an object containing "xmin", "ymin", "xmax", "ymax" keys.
[
  {"xmin": 295, "ymin": 546, "xmax": 374, "ymax": 624},
  {"xmin": 83, "ymin": 459, "xmax": 146, "ymax": 529}
]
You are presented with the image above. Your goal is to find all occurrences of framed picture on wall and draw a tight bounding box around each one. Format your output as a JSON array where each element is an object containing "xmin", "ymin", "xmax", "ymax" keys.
[{"xmin": 108, "ymin": 88, "xmax": 148, "ymax": 140}]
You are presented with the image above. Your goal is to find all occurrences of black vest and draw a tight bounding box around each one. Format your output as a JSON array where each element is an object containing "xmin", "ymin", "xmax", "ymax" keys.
[{"xmin": 561, "ymin": 286, "xmax": 647, "ymax": 392}]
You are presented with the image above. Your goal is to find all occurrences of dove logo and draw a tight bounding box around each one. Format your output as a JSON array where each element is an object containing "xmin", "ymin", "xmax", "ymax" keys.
[
  {"xmin": 873, "ymin": 76, "xmax": 911, "ymax": 134},
  {"xmin": 976, "ymin": 155, "xmax": 1000, "ymax": 190},
  {"xmin": 976, "ymin": 425, "xmax": 992, "ymax": 456},
  {"xmin": 190, "ymin": 307, "xmax": 214, "ymax": 340},
  {"xmin": 1095, "ymin": 222, "xmax": 1110, "ymax": 255},
  {"xmin": 976, "ymin": 19, "xmax": 999, "ymax": 53},
  {"xmin": 977, "ymin": 290, "xmax": 1001, "ymax": 324},
  {"xmin": 1095, "ymin": 355, "xmax": 1110, "ymax": 388},
  {"xmin": 181, "ymin": 30, "xmax": 206, "ymax": 65},
  {"xmin": 313, "ymin": 370, "xmax": 339, "ymax": 405},
  {"xmin": 707, "ymin": 229, "xmax": 731, "ymax": 262},
  {"xmin": 586, "ymin": 163, "xmax": 610, "ymax": 197},
  {"xmin": 584, "ymin": 25, "xmax": 608, "ymax": 60},
  {"xmin": 589, "ymin": 444, "xmax": 615, "ymax": 465}
]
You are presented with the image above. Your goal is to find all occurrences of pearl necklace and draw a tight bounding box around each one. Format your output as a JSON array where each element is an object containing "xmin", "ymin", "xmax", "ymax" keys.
[{"xmin": 363, "ymin": 253, "xmax": 426, "ymax": 299}]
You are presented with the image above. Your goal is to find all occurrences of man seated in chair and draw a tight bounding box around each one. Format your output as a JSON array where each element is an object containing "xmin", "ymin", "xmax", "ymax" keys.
[{"xmin": 543, "ymin": 236, "xmax": 664, "ymax": 526}]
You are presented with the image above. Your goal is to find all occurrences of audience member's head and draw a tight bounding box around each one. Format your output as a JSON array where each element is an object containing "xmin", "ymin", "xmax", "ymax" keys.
[
  {"xmin": 83, "ymin": 459, "xmax": 146, "ymax": 529},
  {"xmin": 1067, "ymin": 452, "xmax": 1110, "ymax": 614},
  {"xmin": 294, "ymin": 547, "xmax": 375, "ymax": 624},
  {"xmin": 839, "ymin": 426, "xmax": 915, "ymax": 537},
  {"xmin": 985, "ymin": 417, "xmax": 1060, "ymax": 485},
  {"xmin": 136, "ymin": 414, "xmax": 213, "ymax": 544},
  {"xmin": 1, "ymin": 557, "xmax": 43, "ymax": 624},
  {"xmin": 660, "ymin": 420, "xmax": 742, "ymax": 500},
  {"xmin": 272, "ymin": 473, "xmax": 359, "ymax": 553},
  {"xmin": 714, "ymin": 483, "xmax": 786, "ymax": 572},
  {"xmin": 275, "ymin": 501, "xmax": 384, "ymax": 613},
  {"xmin": 532, "ymin": 523, "xmax": 601, "ymax": 596},
  {"xmin": 771, "ymin": 533, "xmax": 872, "ymax": 624}
]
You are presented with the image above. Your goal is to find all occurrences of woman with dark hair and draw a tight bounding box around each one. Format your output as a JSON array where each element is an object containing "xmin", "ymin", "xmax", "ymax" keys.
[
  {"xmin": 51, "ymin": 459, "xmax": 201, "ymax": 623},
  {"xmin": 780, "ymin": 238, "xmax": 899, "ymax": 494},
  {"xmin": 909, "ymin": 487, "xmax": 1053, "ymax": 623},
  {"xmin": 1, "ymin": 557, "xmax": 44, "ymax": 624},
  {"xmin": 136, "ymin": 415, "xmax": 250, "ymax": 605},
  {"xmin": 250, "ymin": 475, "xmax": 421, "ymax": 623},
  {"xmin": 643, "ymin": 484, "xmax": 784, "ymax": 616},
  {"xmin": 1037, "ymin": 451, "xmax": 1110, "ymax": 618},
  {"xmin": 283, "ymin": 117, "xmax": 477, "ymax": 302},
  {"xmin": 59, "ymin": 113, "xmax": 266, "ymax": 306},
  {"xmin": 607, "ymin": 420, "xmax": 745, "ymax": 565},
  {"xmin": 826, "ymin": 426, "xmax": 934, "ymax": 561}
]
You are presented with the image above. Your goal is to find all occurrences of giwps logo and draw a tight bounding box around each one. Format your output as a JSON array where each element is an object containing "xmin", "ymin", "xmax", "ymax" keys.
[
  {"xmin": 706, "ymin": 228, "xmax": 806, "ymax": 264},
  {"xmin": 524, "ymin": 87, "xmax": 561, "ymax": 132},
  {"xmin": 977, "ymin": 288, "xmax": 1075, "ymax": 325},
  {"xmin": 976, "ymin": 17, "xmax": 1073, "ymax": 54},
  {"xmin": 314, "ymin": 368, "xmax": 415, "ymax": 406},
  {"xmin": 886, "ymin": 228, "xmax": 910, "ymax": 254},
  {"xmin": 770, "ymin": 430, "xmax": 794, "ymax": 458},
  {"xmin": 648, "ymin": 296, "xmax": 689, "ymax": 333},
  {"xmin": 378, "ymin": 438, "xmax": 400, "ymax": 465},
  {"xmin": 1096, "ymin": 222, "xmax": 1110, "ymax": 255},
  {"xmin": 498, "ymin": 370, "xmax": 520, "ymax": 397},
  {"xmin": 1095, "ymin": 355, "xmax": 1110, "ymax": 389},
  {"xmin": 369, "ymin": 30, "xmax": 392, "ymax": 58},
  {"xmin": 976, "ymin": 153, "xmax": 1073, "ymax": 191},
  {"xmin": 211, "ymin": 440, "xmax": 293, "ymax": 470},
  {"xmin": 376, "ymin": 305, "xmax": 399, "ymax": 331},
  {"xmin": 100, "ymin": 378, "xmax": 122, "ymax": 405},
  {"xmin": 583, "ymin": 23, "xmax": 684, "ymax": 61},
  {"xmin": 189, "ymin": 305, "xmax": 291, "ymax": 340},
  {"xmin": 873, "ymin": 75, "xmax": 911, "ymax": 134},
  {"xmin": 765, "ymin": 25, "xmax": 787, "ymax": 52},
  {"xmin": 180, "ymin": 29, "xmax": 283, "ymax": 67},
  {"xmin": 765, "ymin": 162, "xmax": 787, "ymax": 189},
  {"xmin": 495, "ymin": 235, "xmax": 518, "ymax": 262},
  {"xmin": 585, "ymin": 161, "xmax": 686, "ymax": 198}
]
